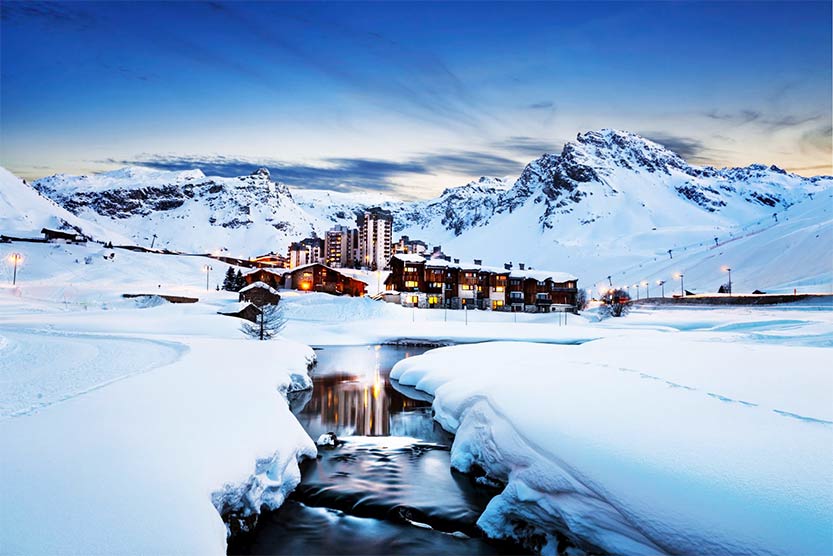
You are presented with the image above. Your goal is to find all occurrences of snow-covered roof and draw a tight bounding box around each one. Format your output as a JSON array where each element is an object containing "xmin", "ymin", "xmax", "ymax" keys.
[
  {"xmin": 509, "ymin": 269, "xmax": 577, "ymax": 282},
  {"xmin": 218, "ymin": 301, "xmax": 259, "ymax": 314},
  {"xmin": 239, "ymin": 281, "xmax": 280, "ymax": 295},
  {"xmin": 391, "ymin": 253, "xmax": 428, "ymax": 263},
  {"xmin": 243, "ymin": 267, "xmax": 285, "ymax": 277}
]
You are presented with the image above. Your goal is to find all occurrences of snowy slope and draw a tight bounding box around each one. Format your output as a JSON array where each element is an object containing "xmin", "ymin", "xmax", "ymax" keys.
[
  {"xmin": 32, "ymin": 166, "xmax": 328, "ymax": 255},
  {"xmin": 0, "ymin": 167, "xmax": 125, "ymax": 242}
]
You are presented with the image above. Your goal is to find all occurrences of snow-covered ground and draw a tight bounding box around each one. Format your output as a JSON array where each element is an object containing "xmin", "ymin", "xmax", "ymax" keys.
[
  {"xmin": 391, "ymin": 314, "xmax": 833, "ymax": 555},
  {"xmin": 0, "ymin": 243, "xmax": 317, "ymax": 554},
  {"xmin": 1, "ymin": 240, "xmax": 831, "ymax": 555}
]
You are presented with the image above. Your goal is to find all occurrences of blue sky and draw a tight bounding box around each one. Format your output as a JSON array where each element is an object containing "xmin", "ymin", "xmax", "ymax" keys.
[{"xmin": 1, "ymin": 1, "xmax": 830, "ymax": 197}]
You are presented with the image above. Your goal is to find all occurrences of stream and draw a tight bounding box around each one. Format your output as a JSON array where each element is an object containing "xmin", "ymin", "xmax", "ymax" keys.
[{"xmin": 228, "ymin": 344, "xmax": 529, "ymax": 555}]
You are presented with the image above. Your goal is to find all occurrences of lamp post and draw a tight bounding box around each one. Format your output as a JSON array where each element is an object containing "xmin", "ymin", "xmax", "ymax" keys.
[
  {"xmin": 8, "ymin": 253, "xmax": 22, "ymax": 285},
  {"xmin": 675, "ymin": 273, "xmax": 685, "ymax": 297},
  {"xmin": 633, "ymin": 283, "xmax": 640, "ymax": 300},
  {"xmin": 643, "ymin": 281, "xmax": 649, "ymax": 298},
  {"xmin": 723, "ymin": 266, "xmax": 732, "ymax": 295},
  {"xmin": 203, "ymin": 264, "xmax": 212, "ymax": 291},
  {"xmin": 657, "ymin": 280, "xmax": 666, "ymax": 298}
]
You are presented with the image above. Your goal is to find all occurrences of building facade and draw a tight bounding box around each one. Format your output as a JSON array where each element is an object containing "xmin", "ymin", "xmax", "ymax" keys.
[
  {"xmin": 357, "ymin": 208, "xmax": 393, "ymax": 270},
  {"xmin": 324, "ymin": 225, "xmax": 358, "ymax": 268},
  {"xmin": 288, "ymin": 237, "xmax": 325, "ymax": 268},
  {"xmin": 385, "ymin": 255, "xmax": 578, "ymax": 312},
  {"xmin": 284, "ymin": 263, "xmax": 367, "ymax": 297}
]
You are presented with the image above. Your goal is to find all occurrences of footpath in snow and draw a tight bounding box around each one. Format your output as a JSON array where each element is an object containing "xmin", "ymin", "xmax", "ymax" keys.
[{"xmin": 391, "ymin": 335, "xmax": 833, "ymax": 556}]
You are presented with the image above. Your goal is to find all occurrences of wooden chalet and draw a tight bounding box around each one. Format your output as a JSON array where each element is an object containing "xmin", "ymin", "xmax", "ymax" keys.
[
  {"xmin": 385, "ymin": 255, "xmax": 578, "ymax": 312},
  {"xmin": 239, "ymin": 281, "xmax": 281, "ymax": 307},
  {"xmin": 242, "ymin": 267, "xmax": 285, "ymax": 289},
  {"xmin": 41, "ymin": 227, "xmax": 85, "ymax": 243},
  {"xmin": 284, "ymin": 263, "xmax": 367, "ymax": 297},
  {"xmin": 218, "ymin": 302, "xmax": 261, "ymax": 323}
]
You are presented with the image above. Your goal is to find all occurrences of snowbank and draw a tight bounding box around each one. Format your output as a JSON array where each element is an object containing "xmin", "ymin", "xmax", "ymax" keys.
[{"xmin": 391, "ymin": 338, "xmax": 833, "ymax": 556}]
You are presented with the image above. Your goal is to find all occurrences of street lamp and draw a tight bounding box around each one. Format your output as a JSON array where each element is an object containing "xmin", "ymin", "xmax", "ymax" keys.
[
  {"xmin": 657, "ymin": 280, "xmax": 666, "ymax": 298},
  {"xmin": 8, "ymin": 252, "xmax": 22, "ymax": 285},
  {"xmin": 722, "ymin": 266, "xmax": 732, "ymax": 295},
  {"xmin": 203, "ymin": 264, "xmax": 212, "ymax": 291},
  {"xmin": 643, "ymin": 281, "xmax": 649, "ymax": 298},
  {"xmin": 674, "ymin": 273, "xmax": 685, "ymax": 297},
  {"xmin": 633, "ymin": 283, "xmax": 639, "ymax": 300}
]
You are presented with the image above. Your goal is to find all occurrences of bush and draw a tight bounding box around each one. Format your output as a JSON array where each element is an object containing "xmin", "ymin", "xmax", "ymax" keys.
[{"xmin": 599, "ymin": 288, "xmax": 631, "ymax": 318}]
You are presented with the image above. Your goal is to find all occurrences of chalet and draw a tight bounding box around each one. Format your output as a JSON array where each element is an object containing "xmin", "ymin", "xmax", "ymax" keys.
[
  {"xmin": 250, "ymin": 251, "xmax": 289, "ymax": 268},
  {"xmin": 41, "ymin": 228, "xmax": 85, "ymax": 243},
  {"xmin": 218, "ymin": 302, "xmax": 261, "ymax": 323},
  {"xmin": 385, "ymin": 254, "xmax": 578, "ymax": 312},
  {"xmin": 242, "ymin": 267, "xmax": 284, "ymax": 289},
  {"xmin": 239, "ymin": 281, "xmax": 281, "ymax": 307},
  {"xmin": 284, "ymin": 263, "xmax": 367, "ymax": 297}
]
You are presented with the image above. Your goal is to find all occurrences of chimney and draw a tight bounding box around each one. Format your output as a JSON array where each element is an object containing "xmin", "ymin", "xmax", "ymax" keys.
[
  {"xmin": 433, "ymin": 245, "xmax": 442, "ymax": 254},
  {"xmin": 519, "ymin": 263, "xmax": 525, "ymax": 270},
  {"xmin": 504, "ymin": 262, "xmax": 512, "ymax": 270},
  {"xmin": 473, "ymin": 259, "xmax": 482, "ymax": 266},
  {"xmin": 453, "ymin": 258, "xmax": 460, "ymax": 264}
]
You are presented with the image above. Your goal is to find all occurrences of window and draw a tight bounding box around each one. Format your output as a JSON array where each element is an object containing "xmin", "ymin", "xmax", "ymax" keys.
[
  {"xmin": 430, "ymin": 282, "xmax": 443, "ymax": 289},
  {"xmin": 492, "ymin": 300, "xmax": 504, "ymax": 308},
  {"xmin": 461, "ymin": 284, "xmax": 473, "ymax": 290},
  {"xmin": 494, "ymin": 286, "xmax": 505, "ymax": 292},
  {"xmin": 405, "ymin": 266, "xmax": 418, "ymax": 272},
  {"xmin": 537, "ymin": 292, "xmax": 550, "ymax": 300},
  {"xmin": 510, "ymin": 291, "xmax": 523, "ymax": 300},
  {"xmin": 405, "ymin": 280, "xmax": 419, "ymax": 288},
  {"xmin": 428, "ymin": 296, "xmax": 440, "ymax": 305}
]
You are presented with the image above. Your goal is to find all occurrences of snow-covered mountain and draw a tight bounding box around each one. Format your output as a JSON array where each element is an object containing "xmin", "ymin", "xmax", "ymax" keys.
[
  {"xmin": 31, "ymin": 166, "xmax": 325, "ymax": 254},
  {"xmin": 4, "ymin": 128, "xmax": 831, "ymax": 291}
]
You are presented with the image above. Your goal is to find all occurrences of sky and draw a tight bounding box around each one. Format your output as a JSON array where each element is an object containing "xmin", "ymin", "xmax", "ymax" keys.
[{"xmin": 1, "ymin": 1, "xmax": 831, "ymax": 199}]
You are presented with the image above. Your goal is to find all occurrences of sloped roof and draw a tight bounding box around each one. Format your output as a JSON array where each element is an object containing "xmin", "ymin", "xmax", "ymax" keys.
[
  {"xmin": 239, "ymin": 281, "xmax": 280, "ymax": 295},
  {"xmin": 243, "ymin": 267, "xmax": 285, "ymax": 277}
]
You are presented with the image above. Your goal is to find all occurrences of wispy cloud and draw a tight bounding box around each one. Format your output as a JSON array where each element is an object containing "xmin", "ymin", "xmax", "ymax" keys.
[
  {"xmin": 491, "ymin": 136, "xmax": 561, "ymax": 157},
  {"xmin": 703, "ymin": 109, "xmax": 821, "ymax": 130},
  {"xmin": 638, "ymin": 132, "xmax": 706, "ymax": 160},
  {"xmin": 101, "ymin": 149, "xmax": 527, "ymax": 195}
]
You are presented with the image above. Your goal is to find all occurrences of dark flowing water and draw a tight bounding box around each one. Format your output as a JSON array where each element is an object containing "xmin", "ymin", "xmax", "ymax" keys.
[{"xmin": 229, "ymin": 344, "xmax": 528, "ymax": 555}]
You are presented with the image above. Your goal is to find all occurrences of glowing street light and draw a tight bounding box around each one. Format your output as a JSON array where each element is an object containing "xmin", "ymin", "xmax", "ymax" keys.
[
  {"xmin": 8, "ymin": 252, "xmax": 22, "ymax": 285},
  {"xmin": 203, "ymin": 264, "xmax": 213, "ymax": 291},
  {"xmin": 722, "ymin": 266, "xmax": 732, "ymax": 296},
  {"xmin": 674, "ymin": 273, "xmax": 685, "ymax": 297},
  {"xmin": 643, "ymin": 281, "xmax": 649, "ymax": 298},
  {"xmin": 657, "ymin": 279, "xmax": 666, "ymax": 298},
  {"xmin": 633, "ymin": 283, "xmax": 640, "ymax": 299}
]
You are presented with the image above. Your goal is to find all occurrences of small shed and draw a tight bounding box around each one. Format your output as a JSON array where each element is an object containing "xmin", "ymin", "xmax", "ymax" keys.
[
  {"xmin": 41, "ymin": 227, "xmax": 84, "ymax": 242},
  {"xmin": 239, "ymin": 281, "xmax": 281, "ymax": 307},
  {"xmin": 218, "ymin": 302, "xmax": 261, "ymax": 323}
]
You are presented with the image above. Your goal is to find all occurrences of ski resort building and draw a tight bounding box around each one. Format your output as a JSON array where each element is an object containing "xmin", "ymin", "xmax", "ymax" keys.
[
  {"xmin": 385, "ymin": 254, "xmax": 578, "ymax": 312},
  {"xmin": 284, "ymin": 263, "xmax": 367, "ymax": 297},
  {"xmin": 242, "ymin": 268, "xmax": 285, "ymax": 289},
  {"xmin": 357, "ymin": 207, "xmax": 393, "ymax": 270},
  {"xmin": 288, "ymin": 237, "xmax": 325, "ymax": 268},
  {"xmin": 324, "ymin": 225, "xmax": 359, "ymax": 268}
]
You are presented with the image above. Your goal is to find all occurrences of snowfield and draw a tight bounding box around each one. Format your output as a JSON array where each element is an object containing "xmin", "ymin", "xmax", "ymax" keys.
[
  {"xmin": 391, "ymin": 335, "xmax": 833, "ymax": 556},
  {"xmin": 0, "ymin": 244, "xmax": 318, "ymax": 554},
  {"xmin": 0, "ymin": 239, "xmax": 831, "ymax": 555}
]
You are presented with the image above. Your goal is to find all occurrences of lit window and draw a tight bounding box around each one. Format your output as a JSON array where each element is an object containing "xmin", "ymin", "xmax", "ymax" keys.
[
  {"xmin": 495, "ymin": 286, "xmax": 505, "ymax": 292},
  {"xmin": 411, "ymin": 296, "xmax": 419, "ymax": 304},
  {"xmin": 461, "ymin": 284, "xmax": 472, "ymax": 290},
  {"xmin": 405, "ymin": 280, "xmax": 419, "ymax": 288}
]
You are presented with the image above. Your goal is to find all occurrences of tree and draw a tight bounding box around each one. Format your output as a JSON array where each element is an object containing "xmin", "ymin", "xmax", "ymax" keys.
[
  {"xmin": 222, "ymin": 267, "xmax": 236, "ymax": 291},
  {"xmin": 234, "ymin": 269, "xmax": 246, "ymax": 291},
  {"xmin": 575, "ymin": 289, "xmax": 588, "ymax": 312},
  {"xmin": 599, "ymin": 288, "xmax": 631, "ymax": 319},
  {"xmin": 241, "ymin": 303, "xmax": 286, "ymax": 340}
]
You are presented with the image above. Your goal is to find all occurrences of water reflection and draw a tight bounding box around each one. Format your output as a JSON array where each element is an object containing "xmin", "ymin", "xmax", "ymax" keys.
[{"xmin": 294, "ymin": 345, "xmax": 447, "ymax": 442}]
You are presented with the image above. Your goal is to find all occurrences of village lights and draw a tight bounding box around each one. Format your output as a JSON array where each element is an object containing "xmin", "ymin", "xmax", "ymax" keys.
[
  {"xmin": 723, "ymin": 266, "xmax": 732, "ymax": 295},
  {"xmin": 203, "ymin": 264, "xmax": 212, "ymax": 291},
  {"xmin": 674, "ymin": 273, "xmax": 685, "ymax": 297},
  {"xmin": 8, "ymin": 252, "xmax": 22, "ymax": 285},
  {"xmin": 657, "ymin": 279, "xmax": 666, "ymax": 298}
]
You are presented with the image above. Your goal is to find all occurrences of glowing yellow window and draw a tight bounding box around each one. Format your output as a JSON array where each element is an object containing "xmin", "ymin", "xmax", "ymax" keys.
[{"xmin": 405, "ymin": 280, "xmax": 419, "ymax": 288}]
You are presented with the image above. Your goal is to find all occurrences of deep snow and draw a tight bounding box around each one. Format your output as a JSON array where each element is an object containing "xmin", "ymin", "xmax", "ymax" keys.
[{"xmin": 391, "ymin": 336, "xmax": 833, "ymax": 555}]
